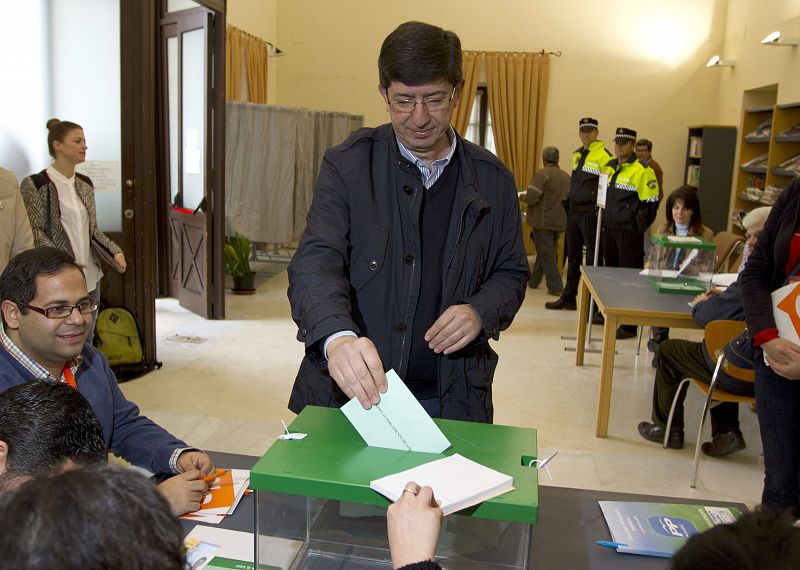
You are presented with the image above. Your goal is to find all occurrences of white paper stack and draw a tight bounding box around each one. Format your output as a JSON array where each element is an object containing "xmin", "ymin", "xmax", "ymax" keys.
[
  {"xmin": 181, "ymin": 468, "xmax": 250, "ymax": 525},
  {"xmin": 370, "ymin": 454, "xmax": 514, "ymax": 516}
]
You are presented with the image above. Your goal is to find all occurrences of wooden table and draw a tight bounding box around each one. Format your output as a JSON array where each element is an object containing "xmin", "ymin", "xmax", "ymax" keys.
[{"xmin": 576, "ymin": 266, "xmax": 702, "ymax": 437}]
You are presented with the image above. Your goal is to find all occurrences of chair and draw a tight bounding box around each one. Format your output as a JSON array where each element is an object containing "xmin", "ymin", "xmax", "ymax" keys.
[
  {"xmin": 713, "ymin": 232, "xmax": 745, "ymax": 273},
  {"xmin": 663, "ymin": 320, "xmax": 756, "ymax": 488}
]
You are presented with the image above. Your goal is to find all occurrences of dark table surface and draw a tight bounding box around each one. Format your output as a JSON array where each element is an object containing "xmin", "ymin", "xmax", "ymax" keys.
[
  {"xmin": 582, "ymin": 266, "xmax": 697, "ymax": 316},
  {"xmin": 183, "ymin": 451, "xmax": 745, "ymax": 569}
]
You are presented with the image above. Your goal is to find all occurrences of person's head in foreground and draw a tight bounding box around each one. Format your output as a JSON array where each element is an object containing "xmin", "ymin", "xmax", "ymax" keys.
[
  {"xmin": 0, "ymin": 247, "xmax": 93, "ymax": 378},
  {"xmin": 671, "ymin": 506, "xmax": 800, "ymax": 569},
  {"xmin": 378, "ymin": 21, "xmax": 463, "ymax": 161},
  {"xmin": 0, "ymin": 379, "xmax": 105, "ymax": 494},
  {"xmin": 0, "ymin": 464, "xmax": 185, "ymax": 570}
]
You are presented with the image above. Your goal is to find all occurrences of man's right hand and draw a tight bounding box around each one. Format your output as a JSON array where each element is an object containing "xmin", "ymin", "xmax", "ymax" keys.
[
  {"xmin": 327, "ymin": 336, "xmax": 387, "ymax": 409},
  {"xmin": 157, "ymin": 469, "xmax": 209, "ymax": 516}
]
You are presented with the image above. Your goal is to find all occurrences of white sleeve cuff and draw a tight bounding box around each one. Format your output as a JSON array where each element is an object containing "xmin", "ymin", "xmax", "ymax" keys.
[{"xmin": 323, "ymin": 330, "xmax": 358, "ymax": 360}]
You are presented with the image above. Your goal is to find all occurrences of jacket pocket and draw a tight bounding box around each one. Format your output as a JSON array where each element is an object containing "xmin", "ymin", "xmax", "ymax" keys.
[
  {"xmin": 463, "ymin": 343, "xmax": 499, "ymax": 388},
  {"xmin": 350, "ymin": 224, "xmax": 389, "ymax": 293}
]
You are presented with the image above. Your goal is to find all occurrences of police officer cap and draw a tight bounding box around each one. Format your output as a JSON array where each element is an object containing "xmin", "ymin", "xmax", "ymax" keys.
[
  {"xmin": 579, "ymin": 117, "xmax": 599, "ymax": 131},
  {"xmin": 614, "ymin": 127, "xmax": 637, "ymax": 142}
]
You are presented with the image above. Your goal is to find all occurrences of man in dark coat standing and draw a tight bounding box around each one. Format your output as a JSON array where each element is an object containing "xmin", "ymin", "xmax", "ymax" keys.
[{"xmin": 286, "ymin": 21, "xmax": 528, "ymax": 423}]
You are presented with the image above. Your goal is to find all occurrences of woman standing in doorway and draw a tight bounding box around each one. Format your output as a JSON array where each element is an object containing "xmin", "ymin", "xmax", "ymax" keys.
[{"xmin": 19, "ymin": 119, "xmax": 126, "ymax": 341}]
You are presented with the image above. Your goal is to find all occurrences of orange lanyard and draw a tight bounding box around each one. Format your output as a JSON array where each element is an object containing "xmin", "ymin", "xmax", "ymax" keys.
[{"xmin": 62, "ymin": 366, "xmax": 77, "ymax": 389}]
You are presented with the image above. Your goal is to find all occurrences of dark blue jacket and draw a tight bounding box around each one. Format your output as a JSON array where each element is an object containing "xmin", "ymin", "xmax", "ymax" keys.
[
  {"xmin": 287, "ymin": 124, "xmax": 529, "ymax": 422},
  {"xmin": 0, "ymin": 344, "xmax": 187, "ymax": 474}
]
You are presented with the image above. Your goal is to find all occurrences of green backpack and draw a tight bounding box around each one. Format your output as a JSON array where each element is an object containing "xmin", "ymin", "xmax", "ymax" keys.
[{"xmin": 95, "ymin": 307, "xmax": 143, "ymax": 367}]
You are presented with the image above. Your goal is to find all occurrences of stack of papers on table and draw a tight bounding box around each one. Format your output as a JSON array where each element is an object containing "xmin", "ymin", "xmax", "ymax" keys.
[
  {"xmin": 181, "ymin": 468, "xmax": 250, "ymax": 525},
  {"xmin": 371, "ymin": 453, "xmax": 514, "ymax": 516}
]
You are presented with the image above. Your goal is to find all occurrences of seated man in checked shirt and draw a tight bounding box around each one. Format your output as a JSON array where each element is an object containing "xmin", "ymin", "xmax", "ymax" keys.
[{"xmin": 0, "ymin": 247, "xmax": 213, "ymax": 515}]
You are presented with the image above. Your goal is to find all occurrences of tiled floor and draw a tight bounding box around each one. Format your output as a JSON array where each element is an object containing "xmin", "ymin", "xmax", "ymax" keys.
[{"xmin": 120, "ymin": 268, "xmax": 764, "ymax": 509}]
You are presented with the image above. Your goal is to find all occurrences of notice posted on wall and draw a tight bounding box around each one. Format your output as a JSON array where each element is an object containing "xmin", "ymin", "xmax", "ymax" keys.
[{"xmin": 75, "ymin": 160, "xmax": 121, "ymax": 193}]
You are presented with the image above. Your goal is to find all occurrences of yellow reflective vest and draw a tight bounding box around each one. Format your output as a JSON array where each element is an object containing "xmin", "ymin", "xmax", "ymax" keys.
[
  {"xmin": 602, "ymin": 154, "xmax": 660, "ymax": 231},
  {"xmin": 569, "ymin": 140, "xmax": 612, "ymax": 203}
]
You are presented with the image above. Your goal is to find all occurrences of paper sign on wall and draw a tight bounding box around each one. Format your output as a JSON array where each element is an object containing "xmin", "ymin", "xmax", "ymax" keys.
[{"xmin": 75, "ymin": 160, "xmax": 121, "ymax": 193}]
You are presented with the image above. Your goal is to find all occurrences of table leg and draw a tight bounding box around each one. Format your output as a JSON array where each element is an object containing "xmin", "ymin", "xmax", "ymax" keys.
[
  {"xmin": 575, "ymin": 274, "xmax": 589, "ymax": 366},
  {"xmin": 595, "ymin": 314, "xmax": 619, "ymax": 438}
]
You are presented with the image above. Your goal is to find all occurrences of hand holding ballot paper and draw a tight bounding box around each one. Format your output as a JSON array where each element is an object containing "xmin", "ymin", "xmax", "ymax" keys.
[
  {"xmin": 763, "ymin": 282, "xmax": 800, "ymax": 379},
  {"xmin": 341, "ymin": 370, "xmax": 514, "ymax": 516}
]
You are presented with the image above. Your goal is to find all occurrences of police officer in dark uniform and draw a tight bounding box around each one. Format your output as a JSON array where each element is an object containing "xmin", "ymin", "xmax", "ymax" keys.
[{"xmin": 546, "ymin": 118, "xmax": 611, "ymax": 310}]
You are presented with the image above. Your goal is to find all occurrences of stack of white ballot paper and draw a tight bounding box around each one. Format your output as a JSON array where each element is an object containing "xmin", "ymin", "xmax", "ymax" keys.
[
  {"xmin": 340, "ymin": 369, "xmax": 513, "ymax": 515},
  {"xmin": 370, "ymin": 453, "xmax": 514, "ymax": 516}
]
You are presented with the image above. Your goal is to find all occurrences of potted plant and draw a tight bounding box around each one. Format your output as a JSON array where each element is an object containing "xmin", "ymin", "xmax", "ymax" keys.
[{"xmin": 224, "ymin": 235, "xmax": 256, "ymax": 294}]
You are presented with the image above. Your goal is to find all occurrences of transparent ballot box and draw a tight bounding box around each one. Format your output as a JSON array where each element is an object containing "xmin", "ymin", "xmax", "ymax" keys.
[
  {"xmin": 646, "ymin": 234, "xmax": 717, "ymax": 295},
  {"xmin": 250, "ymin": 406, "xmax": 538, "ymax": 569}
]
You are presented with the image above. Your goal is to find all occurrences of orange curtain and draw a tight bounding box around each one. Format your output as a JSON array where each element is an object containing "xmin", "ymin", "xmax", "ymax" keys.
[
  {"xmin": 226, "ymin": 24, "xmax": 268, "ymax": 104},
  {"xmin": 485, "ymin": 52, "xmax": 550, "ymax": 189},
  {"xmin": 452, "ymin": 51, "xmax": 482, "ymax": 135},
  {"xmin": 226, "ymin": 26, "xmax": 242, "ymax": 101}
]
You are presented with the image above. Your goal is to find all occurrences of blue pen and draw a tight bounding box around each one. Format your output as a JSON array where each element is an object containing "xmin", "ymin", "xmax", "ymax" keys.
[{"xmin": 596, "ymin": 540, "xmax": 628, "ymax": 549}]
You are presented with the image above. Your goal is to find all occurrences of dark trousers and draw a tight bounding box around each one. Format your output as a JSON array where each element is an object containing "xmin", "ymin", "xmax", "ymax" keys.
[
  {"xmin": 563, "ymin": 210, "xmax": 598, "ymax": 301},
  {"xmin": 652, "ymin": 339, "xmax": 749, "ymax": 434},
  {"xmin": 530, "ymin": 228, "xmax": 563, "ymax": 294},
  {"xmin": 602, "ymin": 226, "xmax": 644, "ymax": 269},
  {"xmin": 754, "ymin": 356, "xmax": 800, "ymax": 516}
]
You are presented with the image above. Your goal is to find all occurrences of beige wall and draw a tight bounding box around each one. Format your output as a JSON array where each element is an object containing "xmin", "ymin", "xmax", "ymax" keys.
[
  {"xmin": 226, "ymin": 0, "xmax": 279, "ymax": 102},
  {"xmin": 230, "ymin": 0, "xmax": 800, "ymax": 224}
]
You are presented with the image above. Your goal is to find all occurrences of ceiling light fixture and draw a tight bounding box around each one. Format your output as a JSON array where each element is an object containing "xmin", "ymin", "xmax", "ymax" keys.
[
  {"xmin": 761, "ymin": 31, "xmax": 799, "ymax": 46},
  {"xmin": 705, "ymin": 54, "xmax": 735, "ymax": 68}
]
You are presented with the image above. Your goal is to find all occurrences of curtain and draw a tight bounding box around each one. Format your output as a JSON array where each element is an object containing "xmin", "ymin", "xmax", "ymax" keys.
[
  {"xmin": 225, "ymin": 25, "xmax": 268, "ymax": 103},
  {"xmin": 225, "ymin": 102, "xmax": 364, "ymax": 244},
  {"xmin": 452, "ymin": 51, "xmax": 482, "ymax": 136},
  {"xmin": 485, "ymin": 52, "xmax": 550, "ymax": 189}
]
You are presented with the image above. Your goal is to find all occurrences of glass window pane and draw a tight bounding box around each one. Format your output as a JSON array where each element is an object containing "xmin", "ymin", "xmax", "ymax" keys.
[
  {"xmin": 181, "ymin": 28, "xmax": 206, "ymax": 211},
  {"xmin": 167, "ymin": 36, "xmax": 179, "ymax": 203},
  {"xmin": 167, "ymin": 0, "xmax": 201, "ymax": 12}
]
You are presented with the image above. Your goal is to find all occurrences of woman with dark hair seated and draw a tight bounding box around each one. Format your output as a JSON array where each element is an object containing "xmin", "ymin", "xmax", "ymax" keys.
[{"xmin": 648, "ymin": 186, "xmax": 714, "ymax": 363}]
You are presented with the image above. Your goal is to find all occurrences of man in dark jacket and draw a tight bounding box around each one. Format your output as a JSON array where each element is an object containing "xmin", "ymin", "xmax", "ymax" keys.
[
  {"xmin": 286, "ymin": 21, "xmax": 528, "ymax": 423},
  {"xmin": 521, "ymin": 146, "xmax": 570, "ymax": 296}
]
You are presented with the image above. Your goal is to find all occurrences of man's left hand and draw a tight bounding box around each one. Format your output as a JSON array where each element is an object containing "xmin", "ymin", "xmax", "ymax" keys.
[
  {"xmin": 177, "ymin": 451, "xmax": 215, "ymax": 477},
  {"xmin": 425, "ymin": 304, "xmax": 482, "ymax": 355}
]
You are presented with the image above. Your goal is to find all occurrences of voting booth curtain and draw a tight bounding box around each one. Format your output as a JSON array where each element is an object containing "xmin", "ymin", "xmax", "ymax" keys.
[{"xmin": 224, "ymin": 102, "xmax": 363, "ymax": 244}]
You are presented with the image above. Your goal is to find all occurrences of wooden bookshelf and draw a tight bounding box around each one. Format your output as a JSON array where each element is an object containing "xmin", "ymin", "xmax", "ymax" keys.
[{"xmin": 683, "ymin": 126, "xmax": 737, "ymax": 233}]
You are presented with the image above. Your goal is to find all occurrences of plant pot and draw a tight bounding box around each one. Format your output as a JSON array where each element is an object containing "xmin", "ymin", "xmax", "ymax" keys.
[{"xmin": 232, "ymin": 272, "xmax": 256, "ymax": 294}]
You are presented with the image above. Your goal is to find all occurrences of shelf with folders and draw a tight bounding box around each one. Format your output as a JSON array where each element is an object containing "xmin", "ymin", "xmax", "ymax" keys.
[
  {"xmin": 731, "ymin": 103, "xmax": 776, "ymax": 233},
  {"xmin": 768, "ymin": 102, "xmax": 800, "ymax": 186}
]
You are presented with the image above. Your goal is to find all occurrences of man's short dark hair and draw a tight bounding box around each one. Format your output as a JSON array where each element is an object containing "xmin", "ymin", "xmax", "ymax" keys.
[
  {"xmin": 0, "ymin": 464, "xmax": 185, "ymax": 569},
  {"xmin": 0, "ymin": 247, "xmax": 83, "ymax": 326},
  {"xmin": 0, "ymin": 380, "xmax": 105, "ymax": 492},
  {"xmin": 671, "ymin": 507, "xmax": 800, "ymax": 570},
  {"xmin": 636, "ymin": 138, "xmax": 653, "ymax": 151},
  {"xmin": 378, "ymin": 21, "xmax": 463, "ymax": 89}
]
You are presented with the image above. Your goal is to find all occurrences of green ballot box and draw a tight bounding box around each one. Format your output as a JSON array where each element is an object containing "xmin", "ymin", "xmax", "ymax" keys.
[
  {"xmin": 646, "ymin": 234, "xmax": 717, "ymax": 295},
  {"xmin": 250, "ymin": 406, "xmax": 539, "ymax": 569}
]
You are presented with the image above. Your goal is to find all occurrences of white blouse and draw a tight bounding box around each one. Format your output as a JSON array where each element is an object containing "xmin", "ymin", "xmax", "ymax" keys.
[{"xmin": 46, "ymin": 166, "xmax": 102, "ymax": 290}]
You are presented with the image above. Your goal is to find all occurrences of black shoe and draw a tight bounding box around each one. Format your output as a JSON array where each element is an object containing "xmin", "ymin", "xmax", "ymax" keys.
[
  {"xmin": 591, "ymin": 311, "xmax": 605, "ymax": 325},
  {"xmin": 616, "ymin": 326, "xmax": 637, "ymax": 340},
  {"xmin": 701, "ymin": 430, "xmax": 746, "ymax": 457},
  {"xmin": 528, "ymin": 280, "xmax": 540, "ymax": 289},
  {"xmin": 638, "ymin": 421, "xmax": 684, "ymax": 449},
  {"xmin": 545, "ymin": 297, "xmax": 577, "ymax": 310},
  {"xmin": 647, "ymin": 338, "xmax": 661, "ymax": 353}
]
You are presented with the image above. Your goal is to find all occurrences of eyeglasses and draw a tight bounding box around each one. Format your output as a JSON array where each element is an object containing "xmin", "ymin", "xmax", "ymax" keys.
[
  {"xmin": 15, "ymin": 298, "xmax": 98, "ymax": 319},
  {"xmin": 389, "ymin": 86, "xmax": 456, "ymax": 113}
]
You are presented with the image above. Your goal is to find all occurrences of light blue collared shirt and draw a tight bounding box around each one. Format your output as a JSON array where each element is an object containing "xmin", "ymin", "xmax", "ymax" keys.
[{"xmin": 396, "ymin": 126, "xmax": 458, "ymax": 189}]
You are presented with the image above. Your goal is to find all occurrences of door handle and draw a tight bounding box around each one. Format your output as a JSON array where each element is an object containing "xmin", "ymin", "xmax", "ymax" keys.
[{"xmin": 124, "ymin": 209, "xmax": 134, "ymax": 220}]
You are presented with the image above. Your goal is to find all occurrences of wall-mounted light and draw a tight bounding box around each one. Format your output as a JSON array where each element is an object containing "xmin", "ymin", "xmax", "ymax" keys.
[
  {"xmin": 705, "ymin": 54, "xmax": 735, "ymax": 67},
  {"xmin": 267, "ymin": 42, "xmax": 284, "ymax": 57},
  {"xmin": 761, "ymin": 31, "xmax": 799, "ymax": 47}
]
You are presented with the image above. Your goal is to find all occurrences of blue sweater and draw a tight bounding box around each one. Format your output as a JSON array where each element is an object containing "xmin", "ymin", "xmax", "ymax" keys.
[{"xmin": 0, "ymin": 344, "xmax": 187, "ymax": 474}]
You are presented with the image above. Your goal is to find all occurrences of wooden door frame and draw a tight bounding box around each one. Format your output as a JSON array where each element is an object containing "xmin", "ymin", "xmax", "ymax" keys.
[{"xmin": 156, "ymin": 0, "xmax": 225, "ymax": 319}]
